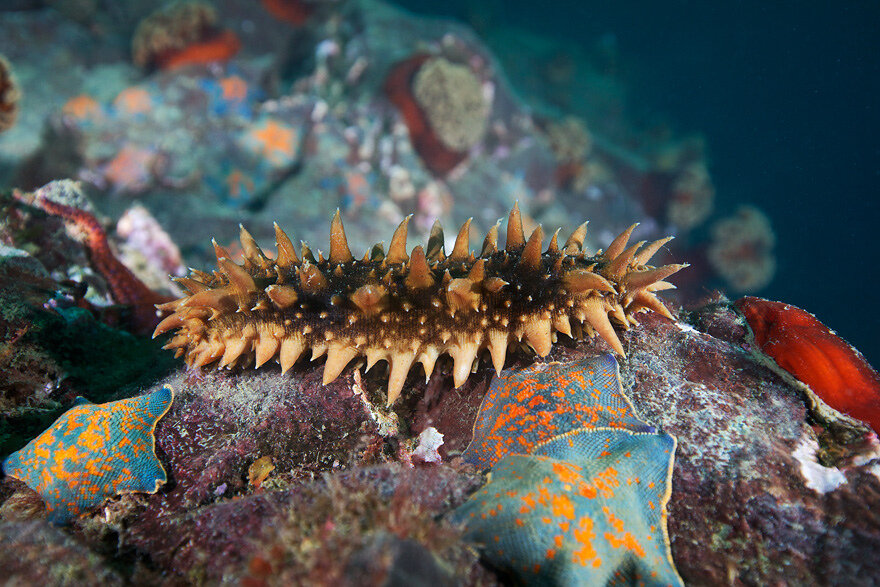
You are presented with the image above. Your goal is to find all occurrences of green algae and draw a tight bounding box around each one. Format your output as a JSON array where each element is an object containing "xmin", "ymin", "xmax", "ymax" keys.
[{"xmin": 0, "ymin": 305, "xmax": 176, "ymax": 459}]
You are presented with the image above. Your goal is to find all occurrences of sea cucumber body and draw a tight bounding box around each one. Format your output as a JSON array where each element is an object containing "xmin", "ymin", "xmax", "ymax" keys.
[{"xmin": 155, "ymin": 206, "xmax": 684, "ymax": 405}]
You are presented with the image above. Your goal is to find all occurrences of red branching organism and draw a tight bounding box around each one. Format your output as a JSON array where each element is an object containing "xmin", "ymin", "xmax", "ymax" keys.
[{"xmin": 32, "ymin": 195, "xmax": 171, "ymax": 335}]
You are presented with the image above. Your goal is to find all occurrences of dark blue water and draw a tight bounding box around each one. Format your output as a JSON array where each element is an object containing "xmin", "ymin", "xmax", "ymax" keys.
[{"xmin": 395, "ymin": 0, "xmax": 880, "ymax": 367}]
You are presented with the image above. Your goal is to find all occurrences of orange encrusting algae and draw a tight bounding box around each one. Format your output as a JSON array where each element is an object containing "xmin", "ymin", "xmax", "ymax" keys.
[
  {"xmin": 243, "ymin": 118, "xmax": 298, "ymax": 166},
  {"xmin": 113, "ymin": 86, "xmax": 153, "ymax": 115},
  {"xmin": 154, "ymin": 205, "xmax": 685, "ymax": 405},
  {"xmin": 736, "ymin": 296, "xmax": 880, "ymax": 432},
  {"xmin": 220, "ymin": 75, "xmax": 248, "ymax": 102}
]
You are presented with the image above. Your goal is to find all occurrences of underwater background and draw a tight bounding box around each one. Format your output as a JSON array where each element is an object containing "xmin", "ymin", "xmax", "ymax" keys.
[
  {"xmin": 1, "ymin": 1, "xmax": 880, "ymax": 584},
  {"xmin": 393, "ymin": 0, "xmax": 880, "ymax": 367},
  {"xmin": 1, "ymin": 0, "xmax": 877, "ymax": 364}
]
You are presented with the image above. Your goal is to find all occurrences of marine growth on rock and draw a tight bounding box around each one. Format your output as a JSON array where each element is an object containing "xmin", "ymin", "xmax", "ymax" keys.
[
  {"xmin": 131, "ymin": 1, "xmax": 241, "ymax": 71},
  {"xmin": 25, "ymin": 182, "xmax": 172, "ymax": 335},
  {"xmin": 411, "ymin": 56, "xmax": 490, "ymax": 153},
  {"xmin": 154, "ymin": 205, "xmax": 685, "ymax": 405},
  {"xmin": 385, "ymin": 55, "xmax": 489, "ymax": 176}
]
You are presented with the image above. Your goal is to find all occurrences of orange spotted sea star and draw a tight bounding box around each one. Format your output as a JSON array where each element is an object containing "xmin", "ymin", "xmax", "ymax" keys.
[{"xmin": 2, "ymin": 386, "xmax": 174, "ymax": 524}]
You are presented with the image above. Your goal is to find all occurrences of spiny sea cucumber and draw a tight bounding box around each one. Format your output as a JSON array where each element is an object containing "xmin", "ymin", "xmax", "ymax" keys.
[{"xmin": 154, "ymin": 204, "xmax": 685, "ymax": 405}]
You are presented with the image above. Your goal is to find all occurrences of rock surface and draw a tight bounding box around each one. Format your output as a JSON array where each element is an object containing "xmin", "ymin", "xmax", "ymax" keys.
[{"xmin": 2, "ymin": 288, "xmax": 878, "ymax": 584}]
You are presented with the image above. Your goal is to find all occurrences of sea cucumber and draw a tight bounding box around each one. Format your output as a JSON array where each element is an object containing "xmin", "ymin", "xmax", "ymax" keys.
[{"xmin": 154, "ymin": 205, "xmax": 685, "ymax": 405}]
